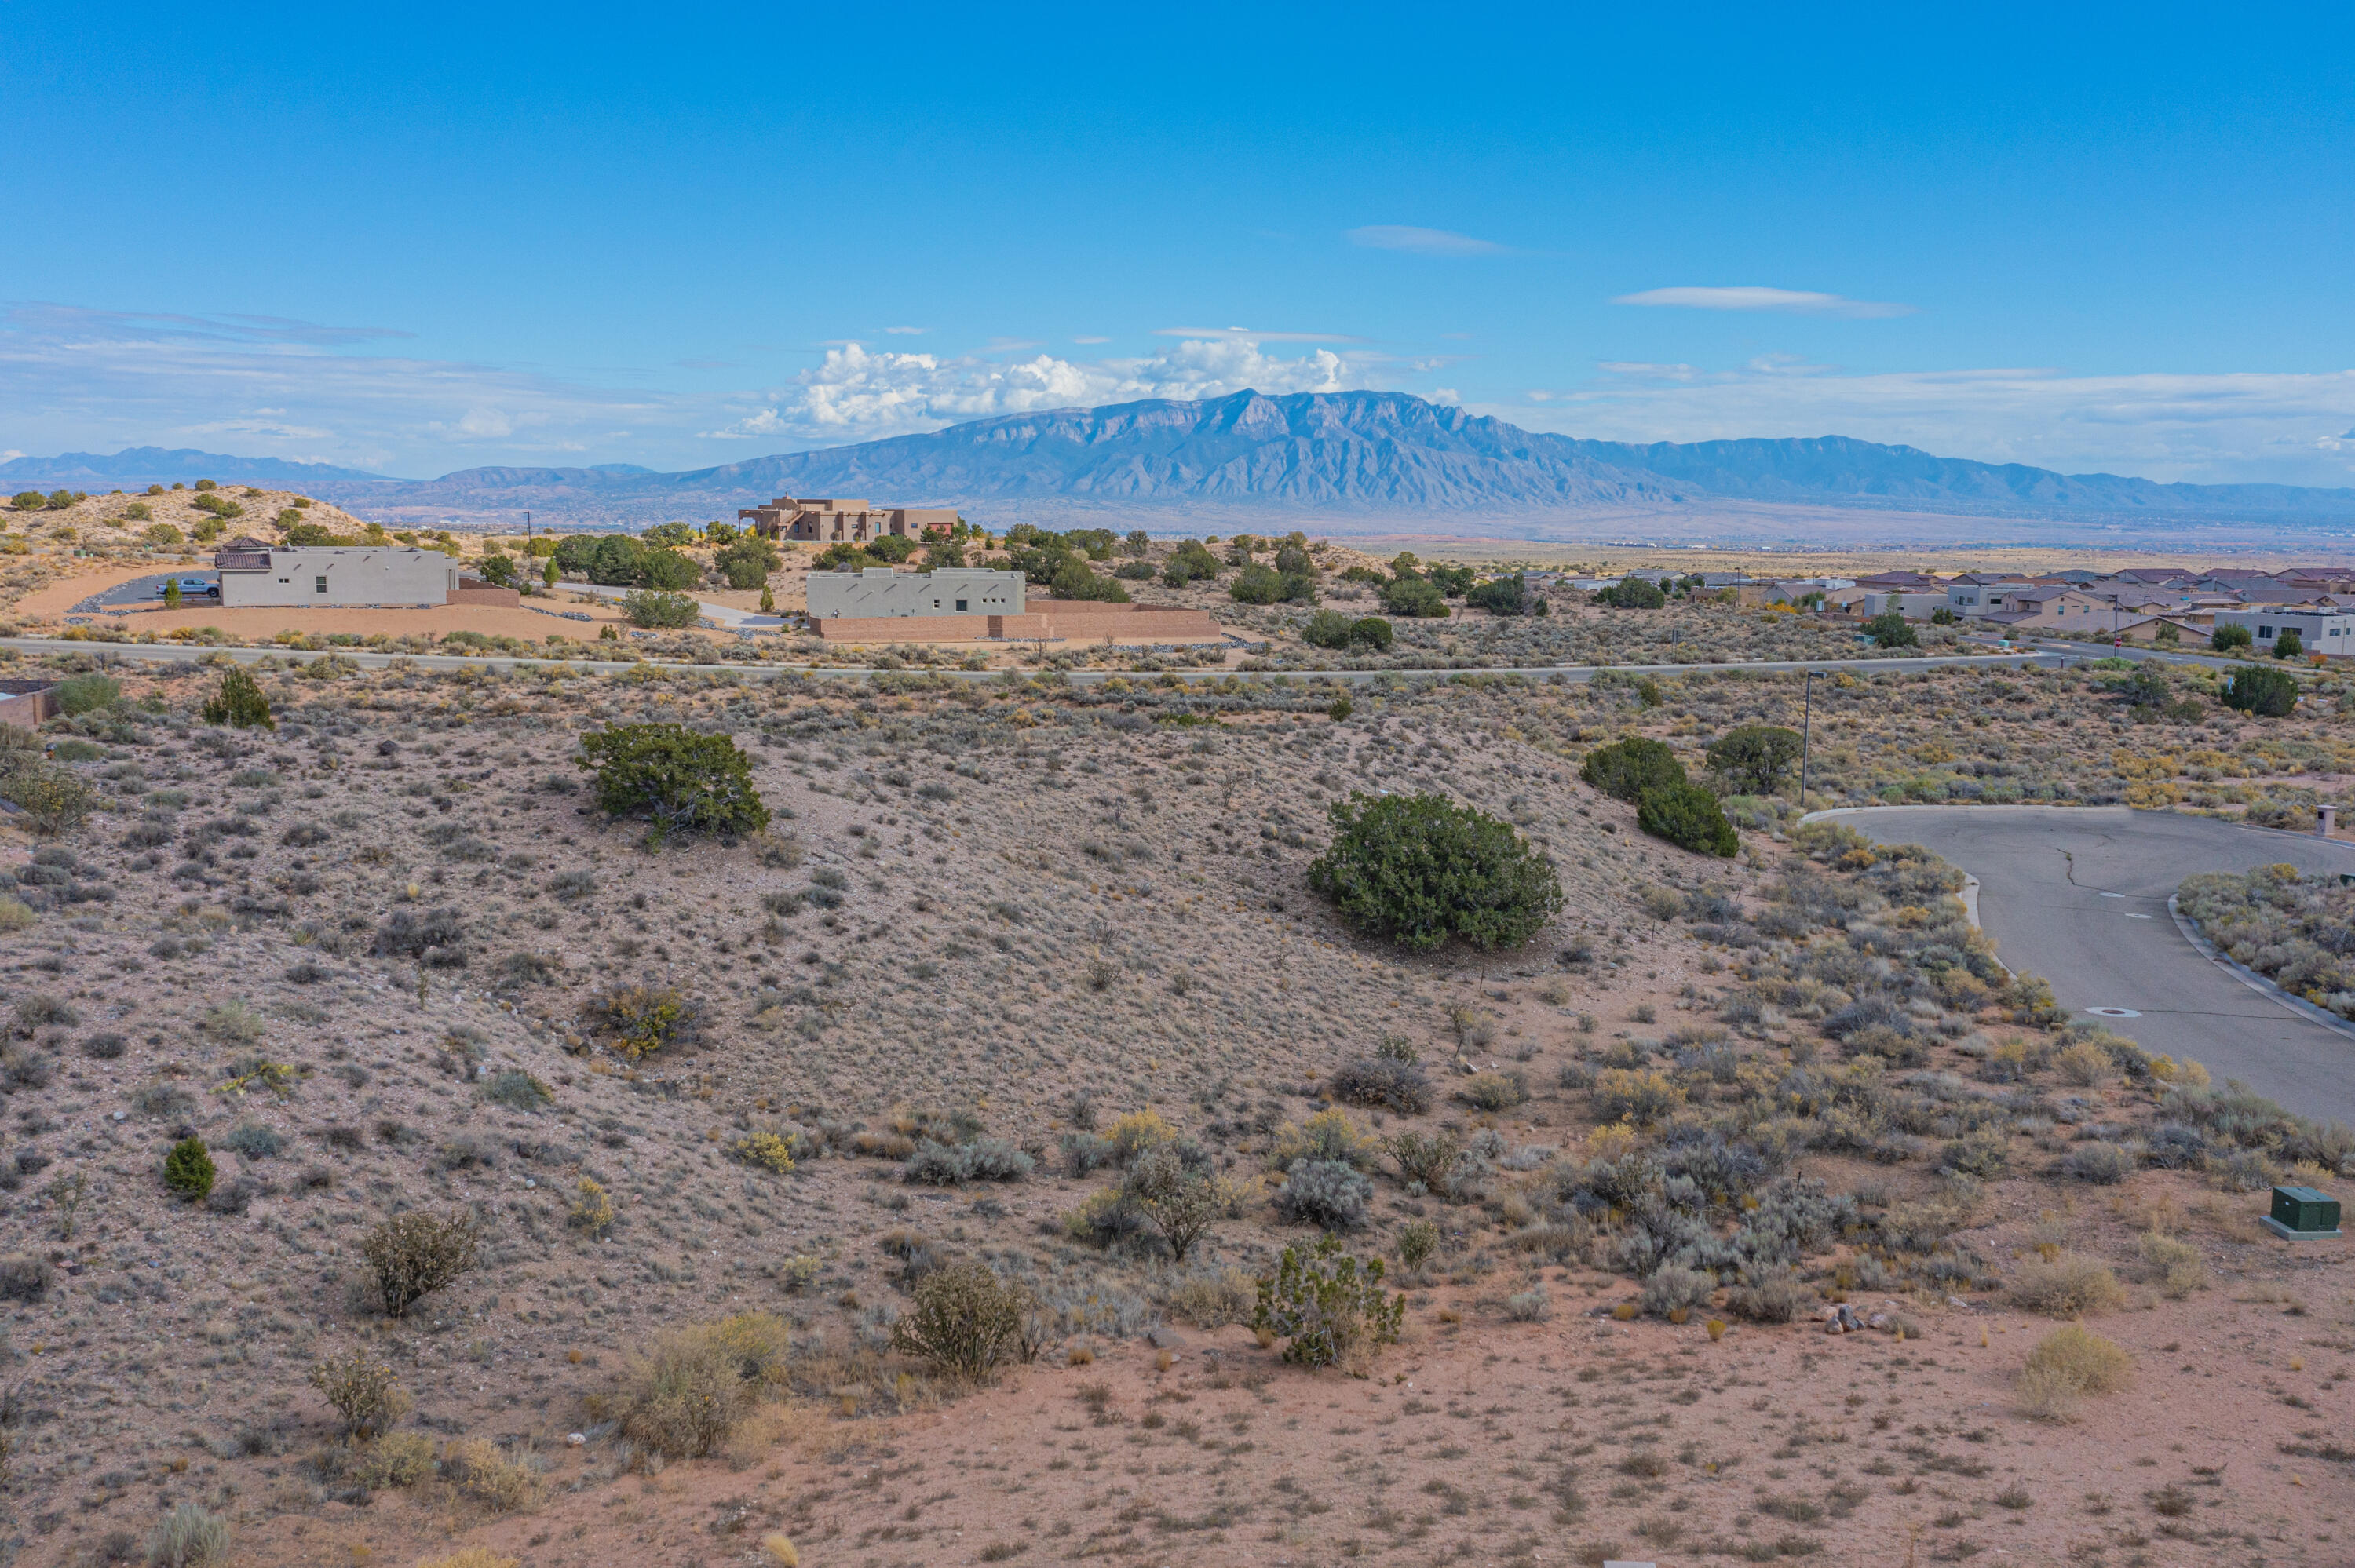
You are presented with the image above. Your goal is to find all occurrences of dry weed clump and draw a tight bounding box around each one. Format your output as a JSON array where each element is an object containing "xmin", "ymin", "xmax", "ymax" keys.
[
  {"xmin": 143, "ymin": 1501, "xmax": 231, "ymax": 1566},
  {"xmin": 609, "ymin": 1312, "xmax": 790, "ymax": 1458},
  {"xmin": 362, "ymin": 1209, "xmax": 482, "ymax": 1318},
  {"xmin": 2017, "ymin": 1323, "xmax": 2134, "ymax": 1421},
  {"xmin": 414, "ymin": 1552, "xmax": 521, "ymax": 1568},
  {"xmin": 2010, "ymin": 1253, "xmax": 2127, "ymax": 1317},
  {"xmin": 306, "ymin": 1346, "xmax": 410, "ymax": 1438},
  {"xmin": 2138, "ymin": 1232, "xmax": 2210, "ymax": 1297},
  {"xmin": 439, "ymin": 1436, "xmax": 544, "ymax": 1511}
]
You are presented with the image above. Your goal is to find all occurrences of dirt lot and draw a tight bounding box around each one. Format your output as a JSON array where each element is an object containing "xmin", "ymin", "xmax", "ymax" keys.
[{"xmin": 0, "ymin": 646, "xmax": 2350, "ymax": 1568}]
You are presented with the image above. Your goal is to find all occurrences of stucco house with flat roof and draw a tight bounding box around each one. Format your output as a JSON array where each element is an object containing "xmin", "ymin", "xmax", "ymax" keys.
[
  {"xmin": 804, "ymin": 567, "xmax": 1025, "ymax": 620},
  {"xmin": 212, "ymin": 544, "xmax": 511, "ymax": 607},
  {"xmin": 2214, "ymin": 606, "xmax": 2355, "ymax": 657}
]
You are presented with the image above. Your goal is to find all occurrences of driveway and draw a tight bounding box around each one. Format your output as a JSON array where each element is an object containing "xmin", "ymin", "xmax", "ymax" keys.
[
  {"xmin": 1821, "ymin": 806, "xmax": 2355, "ymax": 1125},
  {"xmin": 568, "ymin": 581, "xmax": 787, "ymax": 631}
]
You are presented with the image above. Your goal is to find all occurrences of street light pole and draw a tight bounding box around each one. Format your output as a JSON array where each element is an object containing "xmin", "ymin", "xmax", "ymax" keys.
[{"xmin": 1799, "ymin": 669, "xmax": 1825, "ymax": 815}]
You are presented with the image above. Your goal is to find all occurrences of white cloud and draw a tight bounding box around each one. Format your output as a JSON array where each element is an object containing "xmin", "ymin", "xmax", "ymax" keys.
[
  {"xmin": 1346, "ymin": 225, "xmax": 1510, "ymax": 257},
  {"xmin": 1613, "ymin": 286, "xmax": 1916, "ymax": 319},
  {"xmin": 884, "ymin": 326, "xmax": 927, "ymax": 335},
  {"xmin": 1072, "ymin": 336, "xmax": 1110, "ymax": 345},
  {"xmin": 699, "ymin": 337, "xmax": 1364, "ymax": 442},
  {"xmin": 1495, "ymin": 363, "xmax": 2355, "ymax": 485}
]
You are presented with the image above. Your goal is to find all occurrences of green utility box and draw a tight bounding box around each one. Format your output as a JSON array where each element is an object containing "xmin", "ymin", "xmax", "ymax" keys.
[{"xmin": 2263, "ymin": 1184, "xmax": 2342, "ymax": 1240}]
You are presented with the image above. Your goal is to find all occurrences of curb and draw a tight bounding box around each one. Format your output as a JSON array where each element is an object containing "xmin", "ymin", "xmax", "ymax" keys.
[{"xmin": 2167, "ymin": 894, "xmax": 2355, "ymax": 1044}]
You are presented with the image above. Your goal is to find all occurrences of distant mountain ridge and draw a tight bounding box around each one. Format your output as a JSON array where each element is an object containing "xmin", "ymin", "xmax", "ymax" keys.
[
  {"xmin": 0, "ymin": 446, "xmax": 389, "ymax": 485},
  {"xmin": 11, "ymin": 393, "xmax": 2355, "ymax": 535}
]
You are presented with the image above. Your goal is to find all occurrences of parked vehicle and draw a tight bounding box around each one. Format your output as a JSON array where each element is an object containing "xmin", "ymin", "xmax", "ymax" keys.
[{"xmin": 155, "ymin": 576, "xmax": 221, "ymax": 600}]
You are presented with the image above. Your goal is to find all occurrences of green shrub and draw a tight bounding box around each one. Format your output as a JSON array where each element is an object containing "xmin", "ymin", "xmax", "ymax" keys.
[
  {"xmin": 1580, "ymin": 737, "xmax": 1685, "ymax": 802},
  {"xmin": 1128, "ymin": 1144, "xmax": 1236, "ymax": 1262},
  {"xmin": 1349, "ymin": 616, "xmax": 1393, "ymax": 650},
  {"xmin": 2222, "ymin": 665, "xmax": 2297, "ymax": 717},
  {"xmin": 1253, "ymin": 1236, "xmax": 1404, "ymax": 1369},
  {"xmin": 891, "ymin": 1260, "xmax": 1031, "ymax": 1382},
  {"xmin": 1050, "ymin": 556, "xmax": 1130, "ymax": 602},
  {"xmin": 1308, "ymin": 792, "xmax": 1564, "ymax": 952},
  {"xmin": 636, "ymin": 547, "xmax": 699, "ymax": 590},
  {"xmin": 1637, "ymin": 781, "xmax": 1738, "ymax": 856},
  {"xmin": 54, "ymin": 673, "xmax": 120, "ymax": 716},
  {"xmin": 200, "ymin": 667, "xmax": 275, "ymax": 730},
  {"xmin": 1864, "ymin": 611, "xmax": 1919, "ymax": 648},
  {"xmin": 621, "ymin": 589, "xmax": 699, "ymax": 629},
  {"xmin": 1379, "ymin": 575, "xmax": 1448, "ymax": 618},
  {"xmin": 474, "ymin": 553, "xmax": 518, "ymax": 588},
  {"xmin": 1161, "ymin": 540, "xmax": 1221, "ymax": 586},
  {"xmin": 2211, "ymin": 622, "xmax": 2252, "ymax": 651},
  {"xmin": 162, "ymin": 1136, "xmax": 216, "ymax": 1201},
  {"xmin": 1596, "ymin": 576, "xmax": 1665, "ymax": 608},
  {"xmin": 8, "ymin": 491, "xmax": 42, "ymax": 512},
  {"xmin": 2275, "ymin": 629, "xmax": 2304, "ymax": 658},
  {"xmin": 1705, "ymin": 725, "xmax": 1802, "ymax": 794},
  {"xmin": 1465, "ymin": 574, "xmax": 1535, "ymax": 615},
  {"xmin": 577, "ymin": 723, "xmax": 769, "ymax": 845},
  {"xmin": 1302, "ymin": 609, "xmax": 1353, "ymax": 648},
  {"xmin": 711, "ymin": 536, "xmax": 782, "ymax": 589},
  {"xmin": 144, "ymin": 522, "xmax": 184, "ymax": 549},
  {"xmin": 1229, "ymin": 563, "xmax": 1286, "ymax": 604},
  {"xmin": 361, "ymin": 1209, "xmax": 482, "ymax": 1317}
]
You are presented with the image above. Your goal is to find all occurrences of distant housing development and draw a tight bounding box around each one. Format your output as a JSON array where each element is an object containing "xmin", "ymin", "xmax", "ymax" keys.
[
  {"xmin": 736, "ymin": 494, "xmax": 958, "ymax": 544},
  {"xmin": 212, "ymin": 539, "xmax": 520, "ymax": 608}
]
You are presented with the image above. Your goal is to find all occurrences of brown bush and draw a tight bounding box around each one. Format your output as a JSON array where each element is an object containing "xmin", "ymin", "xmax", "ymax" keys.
[
  {"xmin": 610, "ymin": 1312, "xmax": 790, "ymax": 1459},
  {"xmin": 361, "ymin": 1209, "xmax": 481, "ymax": 1318},
  {"xmin": 2010, "ymin": 1253, "xmax": 2125, "ymax": 1318},
  {"xmin": 2017, "ymin": 1323, "xmax": 2133, "ymax": 1421}
]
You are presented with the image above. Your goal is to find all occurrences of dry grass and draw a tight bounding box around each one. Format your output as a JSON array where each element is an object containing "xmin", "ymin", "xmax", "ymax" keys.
[
  {"xmin": 2017, "ymin": 1323, "xmax": 2134, "ymax": 1422},
  {"xmin": 2010, "ymin": 1254, "xmax": 2127, "ymax": 1317},
  {"xmin": 2138, "ymin": 1232, "xmax": 2210, "ymax": 1298},
  {"xmin": 608, "ymin": 1312, "xmax": 790, "ymax": 1460}
]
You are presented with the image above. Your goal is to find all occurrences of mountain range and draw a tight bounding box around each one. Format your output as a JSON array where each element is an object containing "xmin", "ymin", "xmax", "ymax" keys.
[{"xmin": 11, "ymin": 392, "xmax": 2355, "ymax": 541}]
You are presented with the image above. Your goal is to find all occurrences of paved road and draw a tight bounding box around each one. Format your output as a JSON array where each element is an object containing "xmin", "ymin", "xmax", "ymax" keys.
[
  {"xmin": 0, "ymin": 635, "xmax": 2055, "ymax": 684},
  {"xmin": 1825, "ymin": 806, "xmax": 2355, "ymax": 1123}
]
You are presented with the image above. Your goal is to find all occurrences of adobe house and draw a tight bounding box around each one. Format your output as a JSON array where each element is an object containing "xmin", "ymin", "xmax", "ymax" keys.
[
  {"xmin": 213, "ymin": 544, "xmax": 519, "ymax": 608},
  {"xmin": 736, "ymin": 495, "xmax": 959, "ymax": 544}
]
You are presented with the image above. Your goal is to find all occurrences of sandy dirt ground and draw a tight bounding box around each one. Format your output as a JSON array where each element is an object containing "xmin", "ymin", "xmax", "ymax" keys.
[{"xmin": 228, "ymin": 1207, "xmax": 2355, "ymax": 1568}]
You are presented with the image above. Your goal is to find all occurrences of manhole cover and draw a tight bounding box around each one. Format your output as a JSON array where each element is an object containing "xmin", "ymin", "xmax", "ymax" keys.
[{"xmin": 2086, "ymin": 1007, "xmax": 2141, "ymax": 1019}]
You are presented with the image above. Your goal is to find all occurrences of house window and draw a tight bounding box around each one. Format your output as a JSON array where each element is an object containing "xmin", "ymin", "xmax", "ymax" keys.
[
  {"xmin": 955, "ymin": 599, "xmax": 969, "ymax": 612},
  {"xmin": 315, "ymin": 576, "xmax": 328, "ymax": 593},
  {"xmin": 2259, "ymin": 625, "xmax": 2272, "ymax": 638}
]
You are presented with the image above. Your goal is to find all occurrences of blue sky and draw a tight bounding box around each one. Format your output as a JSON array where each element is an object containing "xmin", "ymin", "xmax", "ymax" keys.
[{"xmin": 5, "ymin": 2, "xmax": 2355, "ymax": 483}]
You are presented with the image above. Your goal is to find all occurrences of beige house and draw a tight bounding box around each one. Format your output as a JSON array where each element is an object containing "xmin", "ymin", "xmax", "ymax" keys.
[
  {"xmin": 214, "ymin": 544, "xmax": 518, "ymax": 608},
  {"xmin": 805, "ymin": 567, "xmax": 1025, "ymax": 620},
  {"xmin": 737, "ymin": 495, "xmax": 959, "ymax": 544}
]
